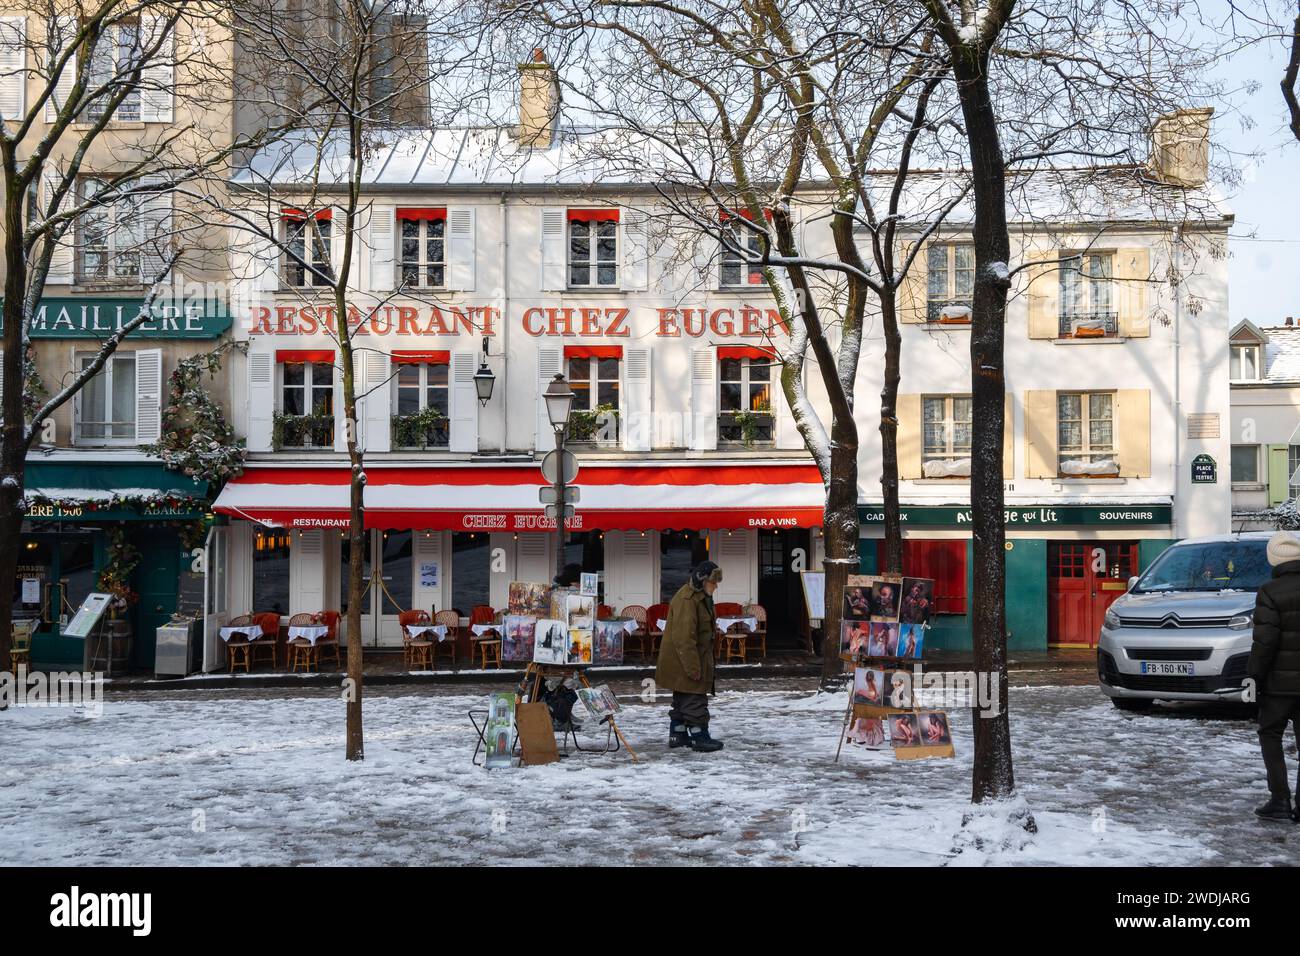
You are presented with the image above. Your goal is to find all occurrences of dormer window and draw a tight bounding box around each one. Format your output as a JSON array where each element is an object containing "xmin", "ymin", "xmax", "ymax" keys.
[{"xmin": 1230, "ymin": 343, "xmax": 1261, "ymax": 381}]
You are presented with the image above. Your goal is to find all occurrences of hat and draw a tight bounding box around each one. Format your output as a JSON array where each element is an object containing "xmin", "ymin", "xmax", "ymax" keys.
[
  {"xmin": 1268, "ymin": 531, "xmax": 1300, "ymax": 567},
  {"xmin": 690, "ymin": 561, "xmax": 723, "ymax": 588}
]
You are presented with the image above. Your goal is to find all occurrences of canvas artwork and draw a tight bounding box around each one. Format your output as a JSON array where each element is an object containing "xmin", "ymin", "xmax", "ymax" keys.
[
  {"xmin": 888, "ymin": 713, "xmax": 923, "ymax": 748},
  {"xmin": 884, "ymin": 669, "xmax": 914, "ymax": 708},
  {"xmin": 843, "ymin": 576, "xmax": 877, "ymax": 621},
  {"xmin": 899, "ymin": 623, "xmax": 924, "ymax": 659},
  {"xmin": 846, "ymin": 716, "xmax": 886, "ymax": 748},
  {"xmin": 852, "ymin": 666, "xmax": 885, "ymax": 707},
  {"xmin": 868, "ymin": 621, "xmax": 900, "ymax": 657},
  {"xmin": 567, "ymin": 628, "xmax": 593, "ymax": 665},
  {"xmin": 533, "ymin": 618, "xmax": 569, "ymax": 665},
  {"xmin": 549, "ymin": 587, "xmax": 576, "ymax": 621},
  {"xmin": 577, "ymin": 684, "xmax": 621, "ymax": 720},
  {"xmin": 593, "ymin": 618, "xmax": 625, "ymax": 664},
  {"xmin": 509, "ymin": 581, "xmax": 551, "ymax": 617},
  {"xmin": 484, "ymin": 691, "xmax": 516, "ymax": 769},
  {"xmin": 502, "ymin": 614, "xmax": 536, "ymax": 662},
  {"xmin": 917, "ymin": 710, "xmax": 953, "ymax": 746},
  {"xmin": 871, "ymin": 577, "xmax": 903, "ymax": 622},
  {"xmin": 900, "ymin": 577, "xmax": 935, "ymax": 625},
  {"xmin": 841, "ymin": 619, "xmax": 872, "ymax": 658},
  {"xmin": 566, "ymin": 593, "xmax": 596, "ymax": 630}
]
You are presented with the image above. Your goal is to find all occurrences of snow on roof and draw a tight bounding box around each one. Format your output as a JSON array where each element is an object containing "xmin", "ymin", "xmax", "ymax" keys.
[
  {"xmin": 1260, "ymin": 325, "xmax": 1300, "ymax": 383},
  {"xmin": 233, "ymin": 126, "xmax": 1232, "ymax": 225}
]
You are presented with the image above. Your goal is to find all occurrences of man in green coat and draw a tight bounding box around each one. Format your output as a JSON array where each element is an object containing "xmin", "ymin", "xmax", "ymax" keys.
[{"xmin": 655, "ymin": 560, "xmax": 724, "ymax": 752}]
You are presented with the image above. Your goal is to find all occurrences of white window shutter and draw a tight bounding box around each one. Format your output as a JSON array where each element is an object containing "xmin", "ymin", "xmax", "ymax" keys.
[
  {"xmin": 369, "ymin": 205, "xmax": 395, "ymax": 292},
  {"xmin": 689, "ymin": 346, "xmax": 717, "ymax": 450},
  {"xmin": 41, "ymin": 171, "xmax": 72, "ymax": 284},
  {"xmin": 622, "ymin": 346, "xmax": 652, "ymax": 452},
  {"xmin": 536, "ymin": 346, "xmax": 561, "ymax": 453},
  {"xmin": 140, "ymin": 16, "xmax": 173, "ymax": 123},
  {"xmin": 134, "ymin": 348, "xmax": 162, "ymax": 444},
  {"xmin": 246, "ymin": 350, "xmax": 274, "ymax": 451},
  {"xmin": 333, "ymin": 361, "xmax": 349, "ymax": 452},
  {"xmin": 775, "ymin": 359, "xmax": 804, "ymax": 449},
  {"xmin": 254, "ymin": 227, "xmax": 279, "ymax": 293},
  {"xmin": 290, "ymin": 529, "xmax": 325, "ymax": 612},
  {"xmin": 449, "ymin": 351, "xmax": 479, "ymax": 453},
  {"xmin": 138, "ymin": 176, "xmax": 172, "ymax": 284},
  {"xmin": 540, "ymin": 207, "xmax": 566, "ymax": 291},
  {"xmin": 694, "ymin": 233, "xmax": 717, "ymax": 291},
  {"xmin": 44, "ymin": 15, "xmax": 75, "ymax": 123},
  {"xmin": 362, "ymin": 349, "xmax": 391, "ymax": 452},
  {"xmin": 621, "ymin": 209, "xmax": 649, "ymax": 291},
  {"xmin": 446, "ymin": 207, "xmax": 475, "ymax": 291},
  {"xmin": 0, "ymin": 17, "xmax": 27, "ymax": 120}
]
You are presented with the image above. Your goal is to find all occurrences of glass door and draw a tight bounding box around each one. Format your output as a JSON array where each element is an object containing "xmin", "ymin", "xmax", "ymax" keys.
[
  {"xmin": 339, "ymin": 529, "xmax": 375, "ymax": 648},
  {"xmin": 376, "ymin": 530, "xmax": 413, "ymax": 647}
]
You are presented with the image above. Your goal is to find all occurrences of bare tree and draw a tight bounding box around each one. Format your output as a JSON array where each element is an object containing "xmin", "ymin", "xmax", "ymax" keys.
[
  {"xmin": 0, "ymin": 2, "xmax": 254, "ymax": 678},
  {"xmin": 226, "ymin": 0, "xmax": 485, "ymax": 759},
  {"xmin": 523, "ymin": 0, "xmax": 969, "ymax": 685}
]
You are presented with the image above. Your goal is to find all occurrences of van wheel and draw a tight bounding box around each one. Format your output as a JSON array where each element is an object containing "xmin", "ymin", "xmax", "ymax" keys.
[{"xmin": 1111, "ymin": 698, "xmax": 1152, "ymax": 712}]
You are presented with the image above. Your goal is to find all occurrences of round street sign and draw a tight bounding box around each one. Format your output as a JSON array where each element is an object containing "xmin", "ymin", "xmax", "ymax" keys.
[{"xmin": 541, "ymin": 449, "xmax": 579, "ymax": 484}]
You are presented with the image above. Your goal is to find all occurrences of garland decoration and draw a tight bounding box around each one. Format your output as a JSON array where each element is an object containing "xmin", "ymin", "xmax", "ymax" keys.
[{"xmin": 145, "ymin": 341, "xmax": 246, "ymax": 483}]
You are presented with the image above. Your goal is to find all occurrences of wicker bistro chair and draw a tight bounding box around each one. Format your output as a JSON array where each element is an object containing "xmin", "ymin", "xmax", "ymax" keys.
[
  {"xmin": 742, "ymin": 603, "xmax": 768, "ymax": 659},
  {"xmin": 10, "ymin": 620, "xmax": 34, "ymax": 670},
  {"xmin": 250, "ymin": 612, "xmax": 282, "ymax": 669},
  {"xmin": 225, "ymin": 614, "xmax": 256, "ymax": 673},
  {"xmin": 315, "ymin": 611, "xmax": 341, "ymax": 670},
  {"xmin": 596, "ymin": 604, "xmax": 614, "ymax": 621},
  {"xmin": 469, "ymin": 605, "xmax": 496, "ymax": 627},
  {"xmin": 433, "ymin": 609, "xmax": 461, "ymax": 669},
  {"xmin": 398, "ymin": 609, "xmax": 433, "ymax": 670},
  {"xmin": 645, "ymin": 603, "xmax": 670, "ymax": 658},
  {"xmin": 619, "ymin": 605, "xmax": 648, "ymax": 659},
  {"xmin": 286, "ymin": 612, "xmax": 318, "ymax": 673},
  {"xmin": 712, "ymin": 602, "xmax": 745, "ymax": 662}
]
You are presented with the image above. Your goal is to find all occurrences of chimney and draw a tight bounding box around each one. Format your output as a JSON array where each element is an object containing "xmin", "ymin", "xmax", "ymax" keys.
[
  {"xmin": 518, "ymin": 48, "xmax": 560, "ymax": 149},
  {"xmin": 1287, "ymin": 317, "xmax": 1294, "ymax": 327},
  {"xmin": 1149, "ymin": 107, "xmax": 1213, "ymax": 187}
]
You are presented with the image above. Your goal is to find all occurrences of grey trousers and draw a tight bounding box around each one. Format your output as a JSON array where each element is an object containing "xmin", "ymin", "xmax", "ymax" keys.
[
  {"xmin": 1259, "ymin": 693, "xmax": 1300, "ymax": 799},
  {"xmin": 669, "ymin": 692, "xmax": 710, "ymax": 728}
]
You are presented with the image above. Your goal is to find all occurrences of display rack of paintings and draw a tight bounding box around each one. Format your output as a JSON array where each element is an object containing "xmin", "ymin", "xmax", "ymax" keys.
[{"xmin": 835, "ymin": 574, "xmax": 954, "ymax": 762}]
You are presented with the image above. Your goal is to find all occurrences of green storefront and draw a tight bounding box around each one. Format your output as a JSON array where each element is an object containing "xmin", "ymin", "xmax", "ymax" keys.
[
  {"xmin": 856, "ymin": 504, "xmax": 1176, "ymax": 651},
  {"xmin": 19, "ymin": 459, "xmax": 210, "ymax": 671}
]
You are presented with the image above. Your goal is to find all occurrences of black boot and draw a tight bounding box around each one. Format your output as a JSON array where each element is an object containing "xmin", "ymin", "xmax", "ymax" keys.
[
  {"xmin": 687, "ymin": 723, "xmax": 724, "ymax": 753},
  {"xmin": 1255, "ymin": 796, "xmax": 1293, "ymax": 821},
  {"xmin": 668, "ymin": 720, "xmax": 689, "ymax": 749}
]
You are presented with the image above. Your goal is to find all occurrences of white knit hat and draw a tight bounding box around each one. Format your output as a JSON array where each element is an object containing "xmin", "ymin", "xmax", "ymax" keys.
[{"xmin": 1267, "ymin": 530, "xmax": 1300, "ymax": 567}]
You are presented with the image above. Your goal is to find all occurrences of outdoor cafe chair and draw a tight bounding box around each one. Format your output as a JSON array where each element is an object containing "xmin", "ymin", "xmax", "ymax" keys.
[
  {"xmin": 433, "ymin": 609, "xmax": 461, "ymax": 669},
  {"xmin": 619, "ymin": 604, "xmax": 648, "ymax": 659},
  {"xmin": 743, "ymin": 603, "xmax": 768, "ymax": 659},
  {"xmin": 645, "ymin": 603, "xmax": 669, "ymax": 657},
  {"xmin": 287, "ymin": 612, "xmax": 318, "ymax": 673},
  {"xmin": 398, "ymin": 609, "xmax": 433, "ymax": 670},
  {"xmin": 225, "ymin": 614, "xmax": 256, "ymax": 673}
]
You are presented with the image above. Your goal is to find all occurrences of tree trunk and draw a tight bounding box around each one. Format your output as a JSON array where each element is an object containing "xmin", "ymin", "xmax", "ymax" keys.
[
  {"xmin": 819, "ymin": 424, "xmax": 859, "ymax": 689},
  {"xmin": 878, "ymin": 291, "xmax": 904, "ymax": 575},
  {"xmin": 0, "ymin": 168, "xmax": 28, "ymax": 679},
  {"xmin": 341, "ymin": 333, "xmax": 364, "ymax": 761},
  {"xmin": 953, "ymin": 46, "xmax": 1015, "ymax": 803}
]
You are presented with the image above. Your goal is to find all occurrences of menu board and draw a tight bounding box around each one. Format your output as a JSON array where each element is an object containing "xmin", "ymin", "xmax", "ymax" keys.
[
  {"xmin": 63, "ymin": 592, "xmax": 112, "ymax": 639},
  {"xmin": 175, "ymin": 568, "xmax": 205, "ymax": 620}
]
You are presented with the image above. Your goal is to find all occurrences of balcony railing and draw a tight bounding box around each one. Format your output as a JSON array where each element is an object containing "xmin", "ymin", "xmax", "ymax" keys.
[{"xmin": 1059, "ymin": 311, "xmax": 1118, "ymax": 338}]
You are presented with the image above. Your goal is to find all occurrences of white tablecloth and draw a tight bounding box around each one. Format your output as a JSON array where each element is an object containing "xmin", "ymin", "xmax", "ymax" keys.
[
  {"xmin": 471, "ymin": 623, "xmax": 502, "ymax": 637},
  {"xmin": 287, "ymin": 624, "xmax": 330, "ymax": 645},
  {"xmin": 405, "ymin": 623, "xmax": 448, "ymax": 642},
  {"xmin": 219, "ymin": 625, "xmax": 262, "ymax": 643},
  {"xmin": 717, "ymin": 616, "xmax": 758, "ymax": 633}
]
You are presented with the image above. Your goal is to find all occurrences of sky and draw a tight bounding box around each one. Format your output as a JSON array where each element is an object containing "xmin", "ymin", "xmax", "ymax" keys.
[{"xmin": 1214, "ymin": 33, "xmax": 1300, "ymax": 327}]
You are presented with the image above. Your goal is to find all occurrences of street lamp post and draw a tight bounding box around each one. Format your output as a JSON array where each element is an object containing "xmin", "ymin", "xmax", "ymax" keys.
[{"xmin": 543, "ymin": 373, "xmax": 575, "ymax": 581}]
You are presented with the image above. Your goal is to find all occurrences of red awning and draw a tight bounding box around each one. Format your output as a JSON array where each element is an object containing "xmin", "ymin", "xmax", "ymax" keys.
[
  {"xmin": 396, "ymin": 207, "xmax": 446, "ymax": 221},
  {"xmin": 282, "ymin": 208, "xmax": 332, "ymax": 221},
  {"xmin": 276, "ymin": 349, "xmax": 335, "ymax": 364},
  {"xmin": 563, "ymin": 345, "xmax": 623, "ymax": 360},
  {"xmin": 392, "ymin": 350, "xmax": 450, "ymax": 364},
  {"xmin": 718, "ymin": 346, "xmax": 776, "ymax": 361},
  {"xmin": 567, "ymin": 208, "xmax": 620, "ymax": 223},
  {"xmin": 213, "ymin": 463, "xmax": 824, "ymax": 532}
]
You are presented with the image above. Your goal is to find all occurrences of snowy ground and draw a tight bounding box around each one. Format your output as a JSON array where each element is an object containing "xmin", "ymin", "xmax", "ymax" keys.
[{"xmin": 0, "ymin": 681, "xmax": 1295, "ymax": 866}]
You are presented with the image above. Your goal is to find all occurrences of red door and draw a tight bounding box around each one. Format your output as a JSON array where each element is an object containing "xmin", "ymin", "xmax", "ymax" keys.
[{"xmin": 1048, "ymin": 541, "xmax": 1138, "ymax": 646}]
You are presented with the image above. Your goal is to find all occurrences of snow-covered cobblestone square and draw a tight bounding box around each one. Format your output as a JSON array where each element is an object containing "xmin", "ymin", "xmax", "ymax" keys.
[{"xmin": 1, "ymin": 682, "xmax": 1294, "ymax": 866}]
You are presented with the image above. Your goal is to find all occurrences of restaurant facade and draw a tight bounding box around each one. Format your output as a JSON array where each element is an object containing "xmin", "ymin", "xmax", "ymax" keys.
[{"xmin": 204, "ymin": 132, "xmax": 1233, "ymax": 666}]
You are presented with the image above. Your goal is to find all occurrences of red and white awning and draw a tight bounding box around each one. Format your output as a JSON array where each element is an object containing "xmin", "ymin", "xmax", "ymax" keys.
[{"xmin": 213, "ymin": 462, "xmax": 824, "ymax": 531}]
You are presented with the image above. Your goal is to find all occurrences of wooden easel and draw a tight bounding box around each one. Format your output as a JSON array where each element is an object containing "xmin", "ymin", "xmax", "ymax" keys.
[
  {"xmin": 834, "ymin": 651, "xmax": 954, "ymax": 762},
  {"xmin": 521, "ymin": 661, "xmax": 639, "ymax": 762}
]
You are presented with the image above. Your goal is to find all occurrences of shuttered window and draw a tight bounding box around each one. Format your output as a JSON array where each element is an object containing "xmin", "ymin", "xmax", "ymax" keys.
[{"xmin": 74, "ymin": 351, "xmax": 135, "ymax": 443}]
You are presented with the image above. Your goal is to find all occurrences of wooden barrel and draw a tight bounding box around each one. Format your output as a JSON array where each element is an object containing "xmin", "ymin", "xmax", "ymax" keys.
[{"xmin": 90, "ymin": 619, "xmax": 133, "ymax": 675}]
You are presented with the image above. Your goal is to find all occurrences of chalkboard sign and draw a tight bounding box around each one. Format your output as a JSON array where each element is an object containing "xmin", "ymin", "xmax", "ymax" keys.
[{"xmin": 175, "ymin": 569, "xmax": 205, "ymax": 620}]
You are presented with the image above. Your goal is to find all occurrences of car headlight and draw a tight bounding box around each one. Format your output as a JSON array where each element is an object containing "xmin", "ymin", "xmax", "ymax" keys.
[
  {"xmin": 1104, "ymin": 608, "xmax": 1121, "ymax": 630},
  {"xmin": 1228, "ymin": 612, "xmax": 1254, "ymax": 630}
]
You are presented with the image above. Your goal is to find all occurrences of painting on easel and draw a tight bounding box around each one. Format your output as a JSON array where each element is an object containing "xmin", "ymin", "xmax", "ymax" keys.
[
  {"xmin": 533, "ymin": 619, "xmax": 569, "ymax": 665},
  {"xmin": 503, "ymin": 614, "xmax": 536, "ymax": 662}
]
